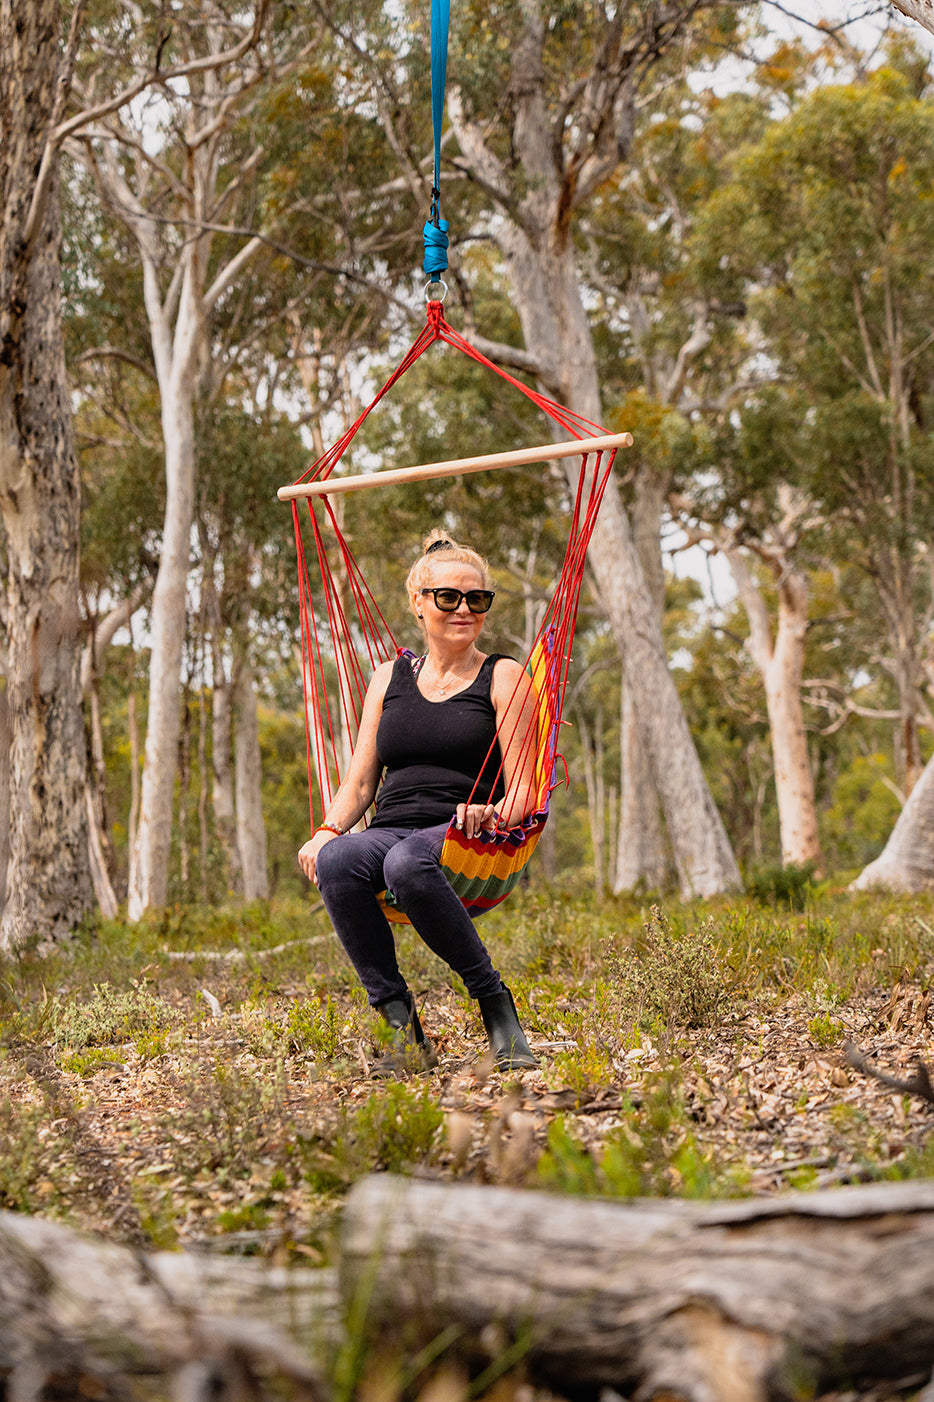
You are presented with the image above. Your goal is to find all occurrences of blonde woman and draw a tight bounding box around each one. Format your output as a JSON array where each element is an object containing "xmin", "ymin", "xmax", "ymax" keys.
[{"xmin": 298, "ymin": 529, "xmax": 539, "ymax": 1075}]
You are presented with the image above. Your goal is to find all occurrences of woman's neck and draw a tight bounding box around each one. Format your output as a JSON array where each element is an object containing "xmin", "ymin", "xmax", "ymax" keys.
[{"xmin": 421, "ymin": 642, "xmax": 485, "ymax": 695}]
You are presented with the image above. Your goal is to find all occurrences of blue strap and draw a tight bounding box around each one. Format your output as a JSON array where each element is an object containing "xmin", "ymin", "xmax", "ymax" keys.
[
  {"xmin": 424, "ymin": 0, "xmax": 450, "ymax": 276},
  {"xmin": 423, "ymin": 216, "xmax": 449, "ymax": 277}
]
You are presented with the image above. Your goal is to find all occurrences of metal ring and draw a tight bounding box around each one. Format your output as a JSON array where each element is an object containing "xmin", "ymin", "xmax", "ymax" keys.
[{"xmin": 424, "ymin": 278, "xmax": 448, "ymax": 303}]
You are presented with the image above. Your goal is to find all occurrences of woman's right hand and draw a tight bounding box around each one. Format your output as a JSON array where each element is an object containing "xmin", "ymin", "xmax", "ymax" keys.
[{"xmin": 298, "ymin": 830, "xmax": 338, "ymax": 886}]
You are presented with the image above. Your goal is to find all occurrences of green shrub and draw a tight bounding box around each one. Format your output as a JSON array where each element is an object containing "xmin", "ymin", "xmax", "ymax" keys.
[
  {"xmin": 302, "ymin": 1083, "xmax": 444, "ymax": 1193},
  {"xmin": 808, "ymin": 1013, "xmax": 845, "ymax": 1049},
  {"xmin": 745, "ymin": 862, "xmax": 817, "ymax": 912},
  {"xmin": 628, "ymin": 907, "xmax": 728, "ymax": 1029},
  {"xmin": 537, "ymin": 1065, "xmax": 740, "ymax": 1201},
  {"xmin": 54, "ymin": 981, "xmax": 178, "ymax": 1049}
]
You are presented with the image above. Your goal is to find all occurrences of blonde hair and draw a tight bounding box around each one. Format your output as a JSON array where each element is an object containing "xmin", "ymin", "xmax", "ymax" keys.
[{"xmin": 406, "ymin": 528, "xmax": 492, "ymax": 623}]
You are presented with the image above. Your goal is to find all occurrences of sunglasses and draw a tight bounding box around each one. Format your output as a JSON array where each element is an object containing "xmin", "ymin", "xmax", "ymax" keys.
[{"xmin": 420, "ymin": 587, "xmax": 495, "ymax": 614}]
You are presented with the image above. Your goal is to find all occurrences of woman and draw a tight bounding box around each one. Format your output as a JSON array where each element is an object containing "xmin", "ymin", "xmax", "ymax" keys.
[{"xmin": 298, "ymin": 529, "xmax": 539, "ymax": 1075}]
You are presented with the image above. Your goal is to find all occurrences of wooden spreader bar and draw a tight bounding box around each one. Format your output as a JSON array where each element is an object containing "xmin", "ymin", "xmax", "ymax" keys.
[{"xmin": 277, "ymin": 430, "xmax": 633, "ymax": 501}]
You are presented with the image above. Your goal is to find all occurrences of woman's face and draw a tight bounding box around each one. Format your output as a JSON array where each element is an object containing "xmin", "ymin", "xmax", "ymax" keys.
[{"xmin": 414, "ymin": 561, "xmax": 487, "ymax": 651}]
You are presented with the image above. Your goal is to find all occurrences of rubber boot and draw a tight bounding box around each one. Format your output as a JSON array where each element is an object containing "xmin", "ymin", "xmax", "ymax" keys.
[
  {"xmin": 477, "ymin": 984, "xmax": 538, "ymax": 1071},
  {"xmin": 373, "ymin": 992, "xmax": 438, "ymax": 1077}
]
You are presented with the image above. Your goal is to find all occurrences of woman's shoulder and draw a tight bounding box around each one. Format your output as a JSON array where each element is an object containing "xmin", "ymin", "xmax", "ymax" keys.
[
  {"xmin": 367, "ymin": 658, "xmax": 398, "ymax": 702},
  {"xmin": 490, "ymin": 655, "xmax": 535, "ymax": 705},
  {"xmin": 490, "ymin": 654, "xmax": 522, "ymax": 681}
]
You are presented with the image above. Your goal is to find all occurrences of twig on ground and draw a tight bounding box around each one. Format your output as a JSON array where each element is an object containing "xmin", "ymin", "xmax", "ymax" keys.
[{"xmin": 844, "ymin": 1041, "xmax": 934, "ymax": 1107}]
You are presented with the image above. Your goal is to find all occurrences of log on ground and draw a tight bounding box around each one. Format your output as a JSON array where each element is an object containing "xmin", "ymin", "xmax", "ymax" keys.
[
  {"xmin": 0, "ymin": 1209, "xmax": 339, "ymax": 1398},
  {"xmin": 339, "ymin": 1174, "xmax": 934, "ymax": 1402}
]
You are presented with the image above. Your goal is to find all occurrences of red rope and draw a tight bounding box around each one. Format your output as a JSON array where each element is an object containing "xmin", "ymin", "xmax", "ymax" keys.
[{"xmin": 289, "ymin": 304, "xmax": 619, "ymax": 834}]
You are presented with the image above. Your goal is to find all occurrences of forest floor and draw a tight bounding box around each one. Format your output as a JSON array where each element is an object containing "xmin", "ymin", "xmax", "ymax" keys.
[{"xmin": 1, "ymin": 884, "xmax": 934, "ymax": 1400}]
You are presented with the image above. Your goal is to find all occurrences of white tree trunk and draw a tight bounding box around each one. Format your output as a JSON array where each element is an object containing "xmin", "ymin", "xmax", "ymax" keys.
[
  {"xmin": 728, "ymin": 551, "xmax": 822, "ymax": 868},
  {"xmin": 852, "ymin": 749, "xmax": 934, "ymax": 890},
  {"xmin": 615, "ymin": 472, "xmax": 669, "ymax": 891},
  {"xmin": 891, "ymin": 0, "xmax": 934, "ymax": 37},
  {"xmin": 615, "ymin": 672, "xmax": 667, "ymax": 891},
  {"xmin": 79, "ymin": 20, "xmax": 268, "ymax": 920},
  {"xmin": 449, "ymin": 75, "xmax": 740, "ymax": 898},
  {"xmin": 0, "ymin": 0, "xmax": 93, "ymax": 948},
  {"xmin": 128, "ymin": 367, "xmax": 197, "ymax": 917},
  {"xmin": 234, "ymin": 657, "xmax": 269, "ymax": 901}
]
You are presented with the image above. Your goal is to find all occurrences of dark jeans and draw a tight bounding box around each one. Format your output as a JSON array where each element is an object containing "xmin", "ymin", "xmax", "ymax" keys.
[{"xmin": 315, "ymin": 823, "xmax": 503, "ymax": 1006}]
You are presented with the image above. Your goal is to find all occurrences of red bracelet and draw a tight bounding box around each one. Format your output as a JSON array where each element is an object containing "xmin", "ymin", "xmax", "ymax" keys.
[{"xmin": 316, "ymin": 821, "xmax": 343, "ymax": 837}]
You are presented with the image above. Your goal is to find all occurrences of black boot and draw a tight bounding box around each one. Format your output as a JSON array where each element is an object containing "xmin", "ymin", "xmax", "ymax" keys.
[
  {"xmin": 477, "ymin": 985, "xmax": 538, "ymax": 1071},
  {"xmin": 373, "ymin": 992, "xmax": 438, "ymax": 1076}
]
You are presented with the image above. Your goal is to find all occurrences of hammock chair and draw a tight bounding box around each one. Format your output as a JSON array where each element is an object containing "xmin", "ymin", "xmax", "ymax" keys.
[
  {"xmin": 278, "ymin": 303, "xmax": 631, "ymax": 920},
  {"xmin": 276, "ymin": 0, "xmax": 631, "ymax": 919}
]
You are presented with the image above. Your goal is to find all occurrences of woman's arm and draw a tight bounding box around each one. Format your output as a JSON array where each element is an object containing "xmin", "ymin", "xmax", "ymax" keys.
[{"xmin": 297, "ymin": 660, "xmax": 393, "ymax": 883}]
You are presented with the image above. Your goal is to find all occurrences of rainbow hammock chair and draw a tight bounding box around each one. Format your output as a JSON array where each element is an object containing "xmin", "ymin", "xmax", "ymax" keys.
[{"xmin": 278, "ymin": 301, "xmax": 631, "ymax": 921}]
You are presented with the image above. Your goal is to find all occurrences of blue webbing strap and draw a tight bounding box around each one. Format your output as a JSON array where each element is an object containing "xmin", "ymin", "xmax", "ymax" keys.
[{"xmin": 423, "ymin": 0, "xmax": 450, "ymax": 277}]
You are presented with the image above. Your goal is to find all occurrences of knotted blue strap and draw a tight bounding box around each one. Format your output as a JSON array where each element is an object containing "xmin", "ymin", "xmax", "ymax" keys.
[
  {"xmin": 423, "ymin": 216, "xmax": 449, "ymax": 277},
  {"xmin": 423, "ymin": 0, "xmax": 450, "ymax": 276}
]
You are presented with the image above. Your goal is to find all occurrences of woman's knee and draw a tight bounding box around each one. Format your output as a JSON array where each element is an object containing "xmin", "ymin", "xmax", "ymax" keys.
[
  {"xmin": 315, "ymin": 838, "xmax": 349, "ymax": 893},
  {"xmin": 383, "ymin": 835, "xmax": 437, "ymax": 895}
]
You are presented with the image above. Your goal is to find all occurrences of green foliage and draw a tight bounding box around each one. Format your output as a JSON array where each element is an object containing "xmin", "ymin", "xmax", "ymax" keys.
[
  {"xmin": 54, "ymin": 981, "xmax": 178, "ymax": 1050},
  {"xmin": 302, "ymin": 1083, "xmax": 444, "ymax": 1193},
  {"xmin": 822, "ymin": 755, "xmax": 903, "ymax": 870},
  {"xmin": 628, "ymin": 907, "xmax": 729, "ymax": 1030},
  {"xmin": 60, "ymin": 1047, "xmax": 121, "ymax": 1077},
  {"xmin": 745, "ymin": 862, "xmax": 817, "ymax": 913},
  {"xmin": 537, "ymin": 1064, "xmax": 736, "ymax": 1200},
  {"xmin": 285, "ymin": 997, "xmax": 342, "ymax": 1059},
  {"xmin": 807, "ymin": 1013, "xmax": 844, "ymax": 1050},
  {"xmin": 0, "ymin": 1098, "xmax": 56, "ymax": 1212}
]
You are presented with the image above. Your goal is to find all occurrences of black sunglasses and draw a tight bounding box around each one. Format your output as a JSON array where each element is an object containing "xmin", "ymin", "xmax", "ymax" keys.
[{"xmin": 420, "ymin": 587, "xmax": 495, "ymax": 614}]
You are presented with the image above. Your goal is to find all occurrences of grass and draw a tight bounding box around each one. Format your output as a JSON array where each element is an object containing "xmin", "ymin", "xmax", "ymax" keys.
[
  {"xmin": 0, "ymin": 891, "xmax": 925, "ymax": 1233},
  {"xmin": 1, "ymin": 883, "xmax": 933, "ymax": 1393}
]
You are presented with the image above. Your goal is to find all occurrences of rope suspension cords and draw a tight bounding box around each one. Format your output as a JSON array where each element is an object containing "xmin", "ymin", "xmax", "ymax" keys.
[
  {"xmin": 276, "ymin": 2, "xmax": 633, "ymax": 918},
  {"xmin": 278, "ymin": 310, "xmax": 632, "ymax": 918}
]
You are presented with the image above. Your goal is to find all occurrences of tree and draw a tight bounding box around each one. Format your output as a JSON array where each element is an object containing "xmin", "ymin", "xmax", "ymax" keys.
[
  {"xmin": 891, "ymin": 0, "xmax": 934, "ymax": 36},
  {"xmin": 69, "ymin": 1, "xmax": 296, "ymax": 916},
  {"xmin": 696, "ymin": 58, "xmax": 934, "ymax": 797},
  {"xmin": 436, "ymin": 0, "xmax": 745, "ymax": 896},
  {"xmin": 0, "ymin": 0, "xmax": 94, "ymax": 948}
]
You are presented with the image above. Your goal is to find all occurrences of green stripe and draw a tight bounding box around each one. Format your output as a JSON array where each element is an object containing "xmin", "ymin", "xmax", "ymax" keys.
[{"xmin": 443, "ymin": 858, "xmax": 532, "ymax": 903}]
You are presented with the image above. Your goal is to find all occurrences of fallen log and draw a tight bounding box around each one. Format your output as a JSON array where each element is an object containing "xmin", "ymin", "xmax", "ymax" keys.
[
  {"xmin": 340, "ymin": 1175, "xmax": 934, "ymax": 1402},
  {"xmin": 0, "ymin": 1210, "xmax": 339, "ymax": 1399}
]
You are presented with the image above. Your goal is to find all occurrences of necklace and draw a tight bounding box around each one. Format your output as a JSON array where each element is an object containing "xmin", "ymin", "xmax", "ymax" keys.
[{"xmin": 424, "ymin": 651, "xmax": 480, "ymax": 696}]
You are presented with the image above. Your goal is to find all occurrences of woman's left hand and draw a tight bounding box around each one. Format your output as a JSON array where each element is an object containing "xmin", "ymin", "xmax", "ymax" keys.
[{"xmin": 455, "ymin": 801, "xmax": 500, "ymax": 840}]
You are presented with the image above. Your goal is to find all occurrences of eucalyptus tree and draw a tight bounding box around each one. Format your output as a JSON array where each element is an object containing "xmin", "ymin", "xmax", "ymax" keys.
[
  {"xmin": 325, "ymin": 0, "xmax": 747, "ymax": 896},
  {"xmin": 695, "ymin": 53, "xmax": 934, "ymax": 797},
  {"xmin": 0, "ymin": 0, "xmax": 96, "ymax": 947},
  {"xmin": 65, "ymin": 1, "xmax": 355, "ymax": 916}
]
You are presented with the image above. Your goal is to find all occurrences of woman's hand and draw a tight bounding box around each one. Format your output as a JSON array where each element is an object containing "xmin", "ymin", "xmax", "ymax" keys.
[
  {"xmin": 455, "ymin": 801, "xmax": 500, "ymax": 840},
  {"xmin": 298, "ymin": 830, "xmax": 338, "ymax": 886}
]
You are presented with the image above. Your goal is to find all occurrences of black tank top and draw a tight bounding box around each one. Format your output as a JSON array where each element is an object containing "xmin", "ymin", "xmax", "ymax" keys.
[{"xmin": 371, "ymin": 652, "xmax": 507, "ymax": 829}]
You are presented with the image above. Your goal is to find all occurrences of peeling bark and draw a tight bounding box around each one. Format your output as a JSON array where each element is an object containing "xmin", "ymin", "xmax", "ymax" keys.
[
  {"xmin": 0, "ymin": 0, "xmax": 93, "ymax": 948},
  {"xmin": 341, "ymin": 1175, "xmax": 934, "ymax": 1402}
]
